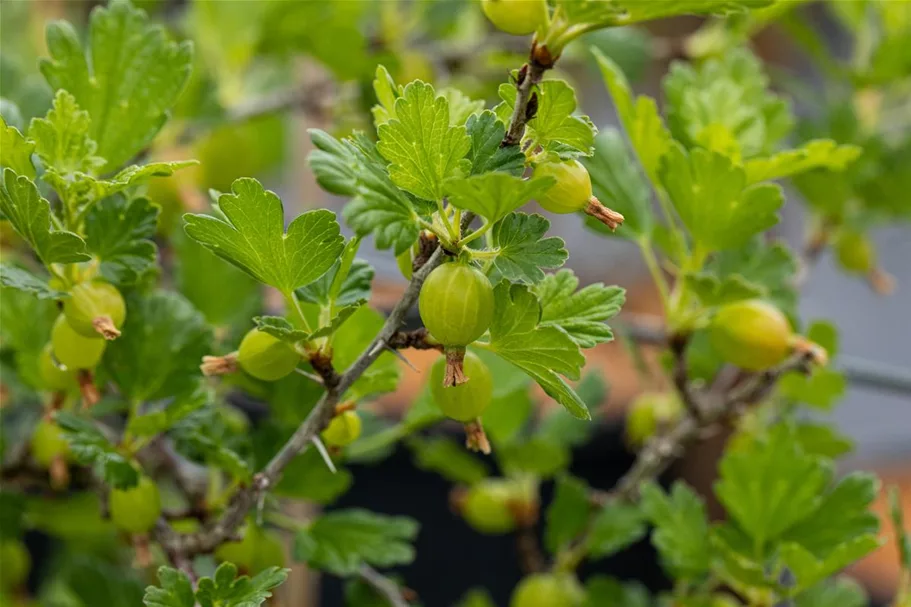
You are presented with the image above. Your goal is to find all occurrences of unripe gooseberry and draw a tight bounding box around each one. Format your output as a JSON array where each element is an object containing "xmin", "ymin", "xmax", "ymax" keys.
[
  {"xmin": 709, "ymin": 300, "xmax": 793, "ymax": 371},
  {"xmin": 834, "ymin": 230, "xmax": 875, "ymax": 274},
  {"xmin": 430, "ymin": 351, "xmax": 493, "ymax": 422},
  {"xmin": 321, "ymin": 410, "xmax": 362, "ymax": 447},
  {"xmin": 481, "ymin": 0, "xmax": 548, "ymax": 36},
  {"xmin": 30, "ymin": 418, "xmax": 70, "ymax": 467},
  {"xmin": 510, "ymin": 573, "xmax": 585, "ymax": 607},
  {"xmin": 63, "ymin": 281, "xmax": 126, "ymax": 340},
  {"xmin": 38, "ymin": 343, "xmax": 78, "ymax": 392},
  {"xmin": 237, "ymin": 328, "xmax": 300, "ymax": 381},
  {"xmin": 462, "ymin": 480, "xmax": 518, "ymax": 535},
  {"xmin": 51, "ymin": 315, "xmax": 106, "ymax": 370},
  {"xmin": 534, "ymin": 160, "xmax": 624, "ymax": 230},
  {"xmin": 419, "ymin": 263, "xmax": 494, "ymax": 347},
  {"xmin": 0, "ymin": 540, "xmax": 31, "ymax": 589},
  {"xmin": 215, "ymin": 525, "xmax": 286, "ymax": 574},
  {"xmin": 625, "ymin": 392, "xmax": 683, "ymax": 447},
  {"xmin": 109, "ymin": 475, "xmax": 162, "ymax": 534}
]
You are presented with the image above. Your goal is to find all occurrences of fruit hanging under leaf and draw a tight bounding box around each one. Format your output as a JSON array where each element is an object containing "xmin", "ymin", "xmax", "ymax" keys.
[
  {"xmin": 30, "ymin": 418, "xmax": 70, "ymax": 468},
  {"xmin": 110, "ymin": 475, "xmax": 162, "ymax": 534},
  {"xmin": 709, "ymin": 299, "xmax": 793, "ymax": 371},
  {"xmin": 0, "ymin": 540, "xmax": 30, "ymax": 590},
  {"xmin": 534, "ymin": 160, "xmax": 624, "ymax": 230},
  {"xmin": 51, "ymin": 315, "xmax": 106, "ymax": 370},
  {"xmin": 237, "ymin": 328, "xmax": 301, "ymax": 381},
  {"xmin": 215, "ymin": 524, "xmax": 286, "ymax": 574},
  {"xmin": 461, "ymin": 479, "xmax": 520, "ymax": 535},
  {"xmin": 480, "ymin": 0, "xmax": 548, "ymax": 36},
  {"xmin": 834, "ymin": 229, "xmax": 875, "ymax": 274},
  {"xmin": 63, "ymin": 281, "xmax": 126, "ymax": 340},
  {"xmin": 419, "ymin": 262, "xmax": 494, "ymax": 386},
  {"xmin": 430, "ymin": 351, "xmax": 493, "ymax": 422},
  {"xmin": 510, "ymin": 573, "xmax": 585, "ymax": 607},
  {"xmin": 625, "ymin": 391, "xmax": 684, "ymax": 447},
  {"xmin": 321, "ymin": 410, "xmax": 362, "ymax": 447}
]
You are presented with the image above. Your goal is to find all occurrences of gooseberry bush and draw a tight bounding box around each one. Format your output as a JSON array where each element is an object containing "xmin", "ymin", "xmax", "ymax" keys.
[{"xmin": 1, "ymin": 1, "xmax": 909, "ymax": 606}]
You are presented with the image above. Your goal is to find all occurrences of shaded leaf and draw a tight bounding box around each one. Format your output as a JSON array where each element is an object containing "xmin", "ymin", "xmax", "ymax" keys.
[{"xmin": 534, "ymin": 269, "xmax": 625, "ymax": 349}]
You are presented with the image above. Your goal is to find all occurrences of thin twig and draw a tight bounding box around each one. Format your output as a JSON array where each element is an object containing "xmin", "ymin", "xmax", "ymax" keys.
[{"xmin": 359, "ymin": 565, "xmax": 411, "ymax": 607}]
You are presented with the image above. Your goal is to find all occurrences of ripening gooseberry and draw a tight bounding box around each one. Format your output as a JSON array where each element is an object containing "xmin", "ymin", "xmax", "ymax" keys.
[
  {"xmin": 481, "ymin": 0, "xmax": 548, "ymax": 36},
  {"xmin": 510, "ymin": 573, "xmax": 585, "ymax": 607},
  {"xmin": 38, "ymin": 343, "xmax": 78, "ymax": 392},
  {"xmin": 709, "ymin": 300, "xmax": 793, "ymax": 371},
  {"xmin": 534, "ymin": 160, "xmax": 624, "ymax": 230},
  {"xmin": 237, "ymin": 328, "xmax": 300, "ymax": 381},
  {"xmin": 0, "ymin": 540, "xmax": 30, "ymax": 590},
  {"xmin": 834, "ymin": 230, "xmax": 875, "ymax": 274},
  {"xmin": 30, "ymin": 418, "xmax": 70, "ymax": 467},
  {"xmin": 462, "ymin": 480, "xmax": 518, "ymax": 535},
  {"xmin": 63, "ymin": 281, "xmax": 126, "ymax": 340},
  {"xmin": 51, "ymin": 315, "xmax": 106, "ymax": 370},
  {"xmin": 321, "ymin": 410, "xmax": 362, "ymax": 447},
  {"xmin": 430, "ymin": 351, "xmax": 493, "ymax": 422},
  {"xmin": 215, "ymin": 524, "xmax": 286, "ymax": 574},
  {"xmin": 419, "ymin": 262, "xmax": 494, "ymax": 386},
  {"xmin": 625, "ymin": 392, "xmax": 683, "ymax": 447},
  {"xmin": 109, "ymin": 475, "xmax": 162, "ymax": 534}
]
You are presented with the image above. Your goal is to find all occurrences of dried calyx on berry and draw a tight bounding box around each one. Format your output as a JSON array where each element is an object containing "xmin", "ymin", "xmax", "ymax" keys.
[
  {"xmin": 63, "ymin": 281, "xmax": 126, "ymax": 340},
  {"xmin": 534, "ymin": 160, "xmax": 624, "ymax": 231}
]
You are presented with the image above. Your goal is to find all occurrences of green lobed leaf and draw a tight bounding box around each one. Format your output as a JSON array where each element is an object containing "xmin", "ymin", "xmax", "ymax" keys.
[
  {"xmin": 0, "ymin": 115, "xmax": 35, "ymax": 179},
  {"xmin": 793, "ymin": 422, "xmax": 854, "ymax": 459},
  {"xmin": 745, "ymin": 139, "xmax": 862, "ymax": 184},
  {"xmin": 780, "ymin": 537, "xmax": 882, "ymax": 596},
  {"xmin": 691, "ymin": 238, "xmax": 799, "ymax": 316},
  {"xmin": 297, "ymin": 258, "xmax": 373, "ymax": 308},
  {"xmin": 663, "ymin": 48, "xmax": 791, "ymax": 159},
  {"xmin": 582, "ymin": 576, "xmax": 651, "ymax": 607},
  {"xmin": 536, "ymin": 372, "xmax": 607, "ymax": 448},
  {"xmin": 582, "ymin": 128, "xmax": 653, "ymax": 239},
  {"xmin": 171, "ymin": 407, "xmax": 251, "ymax": 481},
  {"xmin": 194, "ymin": 563, "xmax": 289, "ymax": 607},
  {"xmin": 184, "ymin": 177, "xmax": 344, "ymax": 294},
  {"xmin": 377, "ymin": 80, "xmax": 471, "ymax": 201},
  {"xmin": 0, "ymin": 168, "xmax": 90, "ymax": 264},
  {"xmin": 497, "ymin": 437, "xmax": 570, "ymax": 479},
  {"xmin": 127, "ymin": 387, "xmax": 211, "ymax": 439},
  {"xmin": 143, "ymin": 567, "xmax": 196, "ymax": 607},
  {"xmin": 55, "ymin": 411, "xmax": 139, "ymax": 490},
  {"xmin": 639, "ymin": 481, "xmax": 712, "ymax": 580},
  {"xmin": 51, "ymin": 160, "xmax": 198, "ymax": 209},
  {"xmin": 441, "ymin": 87, "xmax": 486, "ymax": 126},
  {"xmin": 710, "ymin": 524, "xmax": 773, "ymax": 593},
  {"xmin": 659, "ymin": 143, "xmax": 784, "ymax": 251},
  {"xmin": 586, "ymin": 500, "xmax": 648, "ymax": 559},
  {"xmin": 0, "ymin": 264, "xmax": 64, "ymax": 300},
  {"xmin": 496, "ymin": 79, "xmax": 596, "ymax": 157},
  {"xmin": 545, "ymin": 475, "xmax": 591, "ymax": 554},
  {"xmin": 28, "ymin": 89, "xmax": 104, "ymax": 176},
  {"xmin": 465, "ymin": 111, "xmax": 526, "ymax": 176},
  {"xmin": 104, "ymin": 290, "xmax": 213, "ymax": 403},
  {"xmin": 778, "ymin": 367, "xmax": 847, "ymax": 410},
  {"xmin": 715, "ymin": 424, "xmax": 832, "ymax": 551},
  {"xmin": 533, "ymin": 269, "xmax": 625, "ymax": 349},
  {"xmin": 84, "ymin": 196, "xmax": 160, "ymax": 286},
  {"xmin": 40, "ymin": 0, "xmax": 193, "ymax": 171},
  {"xmin": 481, "ymin": 384, "xmax": 533, "ymax": 445},
  {"xmin": 409, "ymin": 436, "xmax": 489, "ymax": 485},
  {"xmin": 445, "ymin": 173, "xmax": 554, "ymax": 225},
  {"xmin": 794, "ymin": 577, "xmax": 868, "ymax": 607},
  {"xmin": 309, "ymin": 130, "xmax": 423, "ymax": 255},
  {"xmin": 293, "ymin": 509, "xmax": 419, "ymax": 576},
  {"xmin": 783, "ymin": 472, "xmax": 881, "ymax": 557},
  {"xmin": 592, "ymin": 49, "xmax": 672, "ymax": 184},
  {"xmin": 490, "ymin": 213, "xmax": 568, "ymax": 285},
  {"xmin": 485, "ymin": 282, "xmax": 589, "ymax": 419}
]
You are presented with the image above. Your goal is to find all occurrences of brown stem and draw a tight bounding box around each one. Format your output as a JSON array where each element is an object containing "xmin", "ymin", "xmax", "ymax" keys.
[
  {"xmin": 502, "ymin": 49, "xmax": 552, "ymax": 147},
  {"xmin": 443, "ymin": 346, "xmax": 468, "ymax": 387},
  {"xmin": 386, "ymin": 328, "xmax": 442, "ymax": 351}
]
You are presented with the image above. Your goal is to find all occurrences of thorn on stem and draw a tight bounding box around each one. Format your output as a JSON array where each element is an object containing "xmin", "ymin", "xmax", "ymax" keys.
[{"xmin": 386, "ymin": 345, "xmax": 419, "ymax": 372}]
